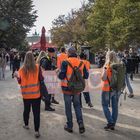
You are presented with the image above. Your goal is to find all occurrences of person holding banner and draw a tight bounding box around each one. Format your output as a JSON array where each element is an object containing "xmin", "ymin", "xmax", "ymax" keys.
[
  {"xmin": 36, "ymin": 50, "xmax": 56, "ymax": 111},
  {"xmin": 57, "ymin": 47, "xmax": 68, "ymax": 69},
  {"xmin": 58, "ymin": 47, "xmax": 89, "ymax": 134},
  {"xmin": 79, "ymin": 53, "xmax": 93, "ymax": 108}
]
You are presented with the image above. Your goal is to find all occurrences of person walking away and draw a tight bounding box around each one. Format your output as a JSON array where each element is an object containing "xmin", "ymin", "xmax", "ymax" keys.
[
  {"xmin": 0, "ymin": 53, "xmax": 3, "ymax": 80},
  {"xmin": 79, "ymin": 53, "xmax": 93, "ymax": 108},
  {"xmin": 58, "ymin": 47, "xmax": 89, "ymax": 134},
  {"xmin": 57, "ymin": 47, "xmax": 68, "ymax": 69},
  {"xmin": 101, "ymin": 51, "xmax": 124, "ymax": 130},
  {"xmin": 122, "ymin": 51, "xmax": 134, "ymax": 98},
  {"xmin": 12, "ymin": 51, "xmax": 21, "ymax": 78},
  {"xmin": 14, "ymin": 51, "xmax": 41, "ymax": 138},
  {"xmin": 1, "ymin": 53, "xmax": 6, "ymax": 80},
  {"xmin": 10, "ymin": 51, "xmax": 14, "ymax": 71}
]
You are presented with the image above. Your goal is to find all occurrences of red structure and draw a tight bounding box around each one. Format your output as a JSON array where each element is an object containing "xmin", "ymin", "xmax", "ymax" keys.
[
  {"xmin": 31, "ymin": 26, "xmax": 56, "ymax": 50},
  {"xmin": 40, "ymin": 26, "xmax": 46, "ymax": 51}
]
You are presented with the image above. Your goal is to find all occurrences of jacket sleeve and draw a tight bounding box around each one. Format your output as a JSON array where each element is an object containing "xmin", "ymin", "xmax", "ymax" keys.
[
  {"xmin": 39, "ymin": 66, "xmax": 44, "ymax": 81},
  {"xmin": 58, "ymin": 61, "xmax": 68, "ymax": 80},
  {"xmin": 83, "ymin": 65, "xmax": 89, "ymax": 79}
]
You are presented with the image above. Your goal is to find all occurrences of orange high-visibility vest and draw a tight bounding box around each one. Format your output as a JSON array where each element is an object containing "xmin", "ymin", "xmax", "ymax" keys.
[
  {"xmin": 18, "ymin": 64, "xmax": 40, "ymax": 99},
  {"xmin": 61, "ymin": 57, "xmax": 84, "ymax": 88},
  {"xmin": 81, "ymin": 60, "xmax": 90, "ymax": 70},
  {"xmin": 57, "ymin": 53, "xmax": 68, "ymax": 69},
  {"xmin": 102, "ymin": 65, "xmax": 112, "ymax": 92}
]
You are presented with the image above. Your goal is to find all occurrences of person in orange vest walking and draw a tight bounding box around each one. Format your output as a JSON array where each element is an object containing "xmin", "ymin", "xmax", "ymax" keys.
[
  {"xmin": 14, "ymin": 51, "xmax": 42, "ymax": 138},
  {"xmin": 79, "ymin": 53, "xmax": 93, "ymax": 108},
  {"xmin": 57, "ymin": 47, "xmax": 68, "ymax": 69},
  {"xmin": 101, "ymin": 51, "xmax": 120, "ymax": 131},
  {"xmin": 58, "ymin": 47, "xmax": 89, "ymax": 134}
]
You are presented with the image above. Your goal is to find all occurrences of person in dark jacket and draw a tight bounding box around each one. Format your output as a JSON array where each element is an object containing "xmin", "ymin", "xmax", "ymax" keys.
[
  {"xmin": 12, "ymin": 52, "xmax": 21, "ymax": 78},
  {"xmin": 122, "ymin": 51, "xmax": 134, "ymax": 98}
]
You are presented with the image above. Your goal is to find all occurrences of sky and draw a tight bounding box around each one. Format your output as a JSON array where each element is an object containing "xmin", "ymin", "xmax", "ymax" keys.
[{"xmin": 29, "ymin": 0, "xmax": 87, "ymax": 36}]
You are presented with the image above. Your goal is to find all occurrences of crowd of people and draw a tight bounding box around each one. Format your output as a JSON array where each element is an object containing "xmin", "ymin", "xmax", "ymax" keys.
[{"xmin": 0, "ymin": 46, "xmax": 140, "ymax": 138}]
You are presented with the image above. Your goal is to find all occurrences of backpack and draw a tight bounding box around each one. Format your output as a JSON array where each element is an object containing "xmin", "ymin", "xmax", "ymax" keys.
[
  {"xmin": 109, "ymin": 63, "xmax": 126, "ymax": 92},
  {"xmin": 66, "ymin": 61, "xmax": 85, "ymax": 94}
]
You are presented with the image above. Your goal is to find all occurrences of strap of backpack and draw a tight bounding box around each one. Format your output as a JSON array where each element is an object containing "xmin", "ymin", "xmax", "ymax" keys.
[
  {"xmin": 65, "ymin": 61, "xmax": 83, "ymax": 82},
  {"xmin": 66, "ymin": 61, "xmax": 74, "ymax": 70},
  {"xmin": 77, "ymin": 61, "xmax": 83, "ymax": 70},
  {"xmin": 107, "ymin": 76, "xmax": 111, "ymax": 107}
]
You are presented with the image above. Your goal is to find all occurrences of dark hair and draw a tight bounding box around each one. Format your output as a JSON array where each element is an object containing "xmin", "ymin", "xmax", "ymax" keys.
[
  {"xmin": 61, "ymin": 47, "xmax": 65, "ymax": 53},
  {"xmin": 80, "ymin": 53, "xmax": 87, "ymax": 60}
]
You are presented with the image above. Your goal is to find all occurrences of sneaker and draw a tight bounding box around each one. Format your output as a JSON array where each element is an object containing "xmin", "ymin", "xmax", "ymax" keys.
[
  {"xmin": 45, "ymin": 106, "xmax": 55, "ymax": 111},
  {"xmin": 64, "ymin": 125, "xmax": 73, "ymax": 133},
  {"xmin": 104, "ymin": 124, "xmax": 115, "ymax": 131},
  {"xmin": 51, "ymin": 99, "xmax": 59, "ymax": 104},
  {"xmin": 79, "ymin": 123, "xmax": 85, "ymax": 134},
  {"xmin": 128, "ymin": 94, "xmax": 134, "ymax": 98},
  {"xmin": 23, "ymin": 125, "xmax": 29, "ymax": 130},
  {"xmin": 88, "ymin": 102, "xmax": 93, "ymax": 108},
  {"xmin": 35, "ymin": 131, "xmax": 40, "ymax": 138}
]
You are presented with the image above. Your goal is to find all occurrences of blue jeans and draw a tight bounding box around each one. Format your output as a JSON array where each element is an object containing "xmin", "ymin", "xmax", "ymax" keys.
[
  {"xmin": 102, "ymin": 91, "xmax": 119, "ymax": 125},
  {"xmin": 80, "ymin": 92, "xmax": 91, "ymax": 106},
  {"xmin": 63, "ymin": 94, "xmax": 83, "ymax": 129},
  {"xmin": 125, "ymin": 74, "xmax": 133, "ymax": 94}
]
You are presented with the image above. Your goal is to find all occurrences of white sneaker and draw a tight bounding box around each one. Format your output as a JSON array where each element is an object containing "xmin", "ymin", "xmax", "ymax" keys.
[
  {"xmin": 35, "ymin": 131, "xmax": 40, "ymax": 138},
  {"xmin": 23, "ymin": 125, "xmax": 29, "ymax": 130}
]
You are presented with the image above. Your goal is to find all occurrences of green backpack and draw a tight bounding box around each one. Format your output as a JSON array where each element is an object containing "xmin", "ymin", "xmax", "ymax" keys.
[
  {"xmin": 66, "ymin": 61, "xmax": 85, "ymax": 94},
  {"xmin": 109, "ymin": 63, "xmax": 126, "ymax": 92}
]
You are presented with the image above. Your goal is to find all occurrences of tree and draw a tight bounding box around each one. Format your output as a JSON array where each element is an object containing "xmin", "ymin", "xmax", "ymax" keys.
[
  {"xmin": 0, "ymin": 0, "xmax": 37, "ymax": 49},
  {"xmin": 108, "ymin": 0, "xmax": 140, "ymax": 49}
]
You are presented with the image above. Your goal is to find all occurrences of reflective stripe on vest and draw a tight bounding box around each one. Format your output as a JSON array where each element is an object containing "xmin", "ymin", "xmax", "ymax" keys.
[
  {"xmin": 61, "ymin": 58, "xmax": 84, "ymax": 87},
  {"xmin": 18, "ymin": 64, "xmax": 40, "ymax": 99},
  {"xmin": 22, "ymin": 90, "xmax": 40, "ymax": 95},
  {"xmin": 21, "ymin": 83, "xmax": 39, "ymax": 89}
]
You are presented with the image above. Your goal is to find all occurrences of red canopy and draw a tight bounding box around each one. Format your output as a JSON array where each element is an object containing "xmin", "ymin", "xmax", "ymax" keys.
[
  {"xmin": 31, "ymin": 42, "xmax": 56, "ymax": 50},
  {"xmin": 31, "ymin": 26, "xmax": 57, "ymax": 50}
]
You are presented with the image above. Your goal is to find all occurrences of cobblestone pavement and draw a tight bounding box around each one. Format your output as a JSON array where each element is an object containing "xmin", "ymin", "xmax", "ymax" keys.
[{"xmin": 0, "ymin": 67, "xmax": 140, "ymax": 140}]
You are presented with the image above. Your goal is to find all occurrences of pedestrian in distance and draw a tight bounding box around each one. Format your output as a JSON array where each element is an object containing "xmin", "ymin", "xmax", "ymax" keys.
[
  {"xmin": 14, "ymin": 51, "xmax": 42, "ymax": 138},
  {"xmin": 57, "ymin": 47, "xmax": 68, "ymax": 69},
  {"xmin": 79, "ymin": 53, "xmax": 93, "ymax": 108}
]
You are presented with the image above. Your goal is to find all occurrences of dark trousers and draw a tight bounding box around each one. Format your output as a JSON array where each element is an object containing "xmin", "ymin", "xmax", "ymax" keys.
[
  {"xmin": 12, "ymin": 65, "xmax": 20, "ymax": 75},
  {"xmin": 80, "ymin": 92, "xmax": 91, "ymax": 107},
  {"xmin": 23, "ymin": 98, "xmax": 41, "ymax": 132},
  {"xmin": 44, "ymin": 94, "xmax": 51, "ymax": 109}
]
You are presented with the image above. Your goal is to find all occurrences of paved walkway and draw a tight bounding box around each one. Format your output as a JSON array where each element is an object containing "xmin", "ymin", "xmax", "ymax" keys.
[{"xmin": 0, "ymin": 67, "xmax": 140, "ymax": 140}]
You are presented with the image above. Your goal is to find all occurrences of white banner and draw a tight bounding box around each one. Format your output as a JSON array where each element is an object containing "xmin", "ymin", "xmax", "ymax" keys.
[{"xmin": 42, "ymin": 69, "xmax": 102, "ymax": 94}]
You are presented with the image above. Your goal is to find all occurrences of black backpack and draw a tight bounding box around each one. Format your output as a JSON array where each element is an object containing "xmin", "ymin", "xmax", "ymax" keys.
[{"xmin": 66, "ymin": 61, "xmax": 85, "ymax": 94}]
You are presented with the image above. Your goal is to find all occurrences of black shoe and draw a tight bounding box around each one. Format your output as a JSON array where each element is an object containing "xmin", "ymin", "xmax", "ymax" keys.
[
  {"xmin": 45, "ymin": 107, "xmax": 55, "ymax": 111},
  {"xmin": 64, "ymin": 125, "xmax": 73, "ymax": 133},
  {"xmin": 88, "ymin": 102, "xmax": 93, "ymax": 108},
  {"xmin": 51, "ymin": 99, "xmax": 59, "ymax": 104},
  {"xmin": 79, "ymin": 123, "xmax": 85, "ymax": 134},
  {"xmin": 128, "ymin": 94, "xmax": 134, "ymax": 98},
  {"xmin": 104, "ymin": 124, "xmax": 115, "ymax": 131}
]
